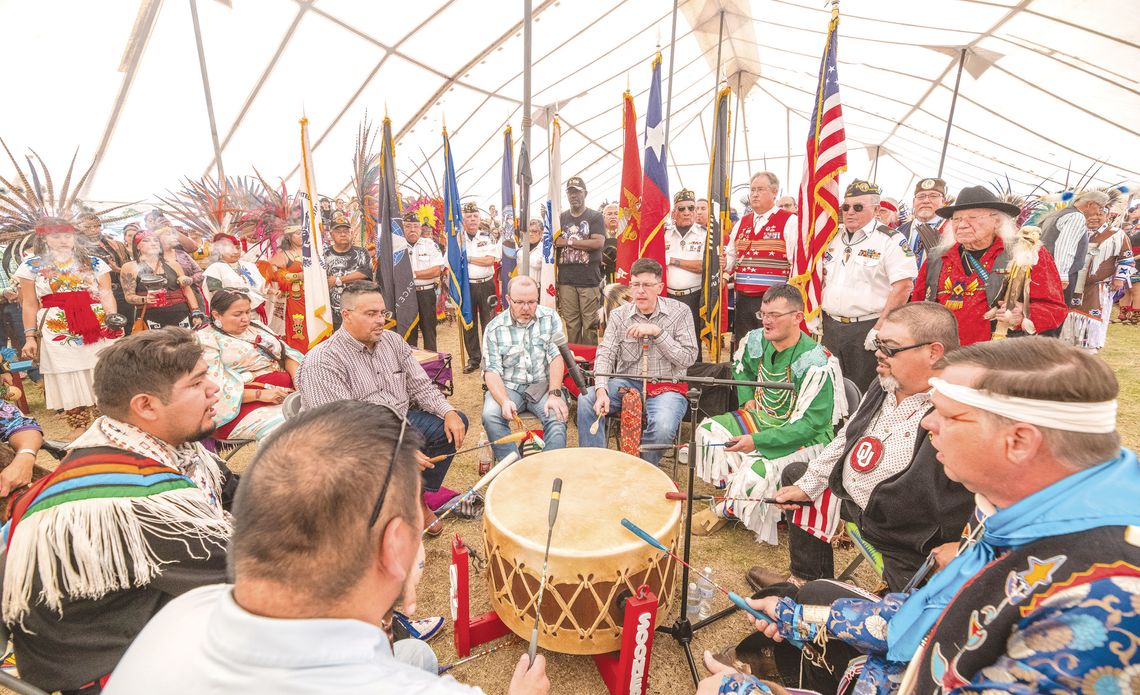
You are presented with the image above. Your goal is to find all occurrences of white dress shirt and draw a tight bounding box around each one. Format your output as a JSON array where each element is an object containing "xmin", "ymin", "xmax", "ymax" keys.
[
  {"xmin": 820, "ymin": 219, "xmax": 917, "ymax": 318},
  {"xmin": 723, "ymin": 207, "xmax": 799, "ymax": 272},
  {"xmin": 410, "ymin": 237, "xmax": 444, "ymax": 288},
  {"xmin": 104, "ymin": 584, "xmax": 482, "ymax": 695},
  {"xmin": 465, "ymin": 230, "xmax": 501, "ymax": 280},
  {"xmin": 664, "ymin": 224, "xmax": 707, "ymax": 290}
]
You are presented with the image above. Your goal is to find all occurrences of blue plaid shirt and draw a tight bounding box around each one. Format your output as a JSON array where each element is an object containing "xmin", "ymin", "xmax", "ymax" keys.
[{"xmin": 481, "ymin": 305, "xmax": 564, "ymax": 391}]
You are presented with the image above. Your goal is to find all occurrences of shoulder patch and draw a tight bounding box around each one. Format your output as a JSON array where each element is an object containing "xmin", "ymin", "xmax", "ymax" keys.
[{"xmin": 790, "ymin": 343, "xmax": 829, "ymax": 379}]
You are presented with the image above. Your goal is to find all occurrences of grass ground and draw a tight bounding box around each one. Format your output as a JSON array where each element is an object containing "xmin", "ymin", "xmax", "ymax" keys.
[{"xmin": 12, "ymin": 317, "xmax": 1140, "ymax": 695}]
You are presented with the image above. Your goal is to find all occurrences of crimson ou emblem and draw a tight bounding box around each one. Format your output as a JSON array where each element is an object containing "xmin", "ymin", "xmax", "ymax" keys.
[{"xmin": 849, "ymin": 436, "xmax": 884, "ymax": 473}]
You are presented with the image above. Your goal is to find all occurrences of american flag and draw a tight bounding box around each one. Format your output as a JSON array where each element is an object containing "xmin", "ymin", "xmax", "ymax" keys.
[{"xmin": 790, "ymin": 5, "xmax": 847, "ymax": 330}]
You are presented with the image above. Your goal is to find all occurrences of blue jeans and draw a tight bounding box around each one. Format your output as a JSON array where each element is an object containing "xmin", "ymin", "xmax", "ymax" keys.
[
  {"xmin": 481, "ymin": 387, "xmax": 567, "ymax": 461},
  {"xmin": 405, "ymin": 409, "xmax": 468, "ymax": 492},
  {"xmin": 576, "ymin": 378, "xmax": 688, "ymax": 465}
]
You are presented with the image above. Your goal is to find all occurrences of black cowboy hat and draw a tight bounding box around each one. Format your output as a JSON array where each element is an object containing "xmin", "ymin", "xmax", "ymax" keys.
[{"xmin": 936, "ymin": 185, "xmax": 1020, "ymax": 218}]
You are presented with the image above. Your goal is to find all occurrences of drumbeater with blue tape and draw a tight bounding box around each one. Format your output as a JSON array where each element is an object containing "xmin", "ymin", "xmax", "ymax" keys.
[{"xmin": 528, "ymin": 478, "xmax": 563, "ymax": 667}]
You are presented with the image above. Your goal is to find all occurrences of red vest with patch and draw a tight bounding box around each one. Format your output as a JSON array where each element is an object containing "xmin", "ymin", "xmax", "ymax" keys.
[{"xmin": 733, "ymin": 208, "xmax": 793, "ymax": 296}]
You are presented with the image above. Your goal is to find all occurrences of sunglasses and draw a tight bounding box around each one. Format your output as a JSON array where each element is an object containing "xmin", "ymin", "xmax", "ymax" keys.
[
  {"xmin": 873, "ymin": 338, "xmax": 932, "ymax": 357},
  {"xmin": 676, "ymin": 205, "xmax": 695, "ymax": 212},
  {"xmin": 840, "ymin": 203, "xmax": 869, "ymax": 212},
  {"xmin": 367, "ymin": 403, "xmax": 411, "ymax": 529}
]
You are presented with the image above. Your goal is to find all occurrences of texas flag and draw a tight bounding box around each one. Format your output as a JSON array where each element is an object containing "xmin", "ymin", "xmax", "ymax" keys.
[{"xmin": 640, "ymin": 52, "xmax": 668, "ymax": 296}]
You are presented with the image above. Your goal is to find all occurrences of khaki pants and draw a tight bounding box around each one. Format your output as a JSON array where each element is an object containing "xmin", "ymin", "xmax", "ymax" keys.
[{"xmin": 557, "ymin": 284, "xmax": 600, "ymax": 345}]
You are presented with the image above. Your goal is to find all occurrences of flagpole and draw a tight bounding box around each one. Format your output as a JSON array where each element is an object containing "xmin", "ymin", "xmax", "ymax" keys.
[
  {"xmin": 662, "ymin": 0, "xmax": 680, "ymax": 147},
  {"xmin": 519, "ymin": 0, "xmax": 533, "ymax": 273},
  {"xmin": 937, "ymin": 47, "xmax": 967, "ymax": 179}
]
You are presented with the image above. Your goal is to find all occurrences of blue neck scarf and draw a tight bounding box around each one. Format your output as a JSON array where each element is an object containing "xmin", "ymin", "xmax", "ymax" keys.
[{"xmin": 886, "ymin": 447, "xmax": 1140, "ymax": 661}]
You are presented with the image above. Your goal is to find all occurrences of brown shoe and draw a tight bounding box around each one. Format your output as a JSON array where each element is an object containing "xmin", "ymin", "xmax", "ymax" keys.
[
  {"xmin": 745, "ymin": 565, "xmax": 789, "ymax": 592},
  {"xmin": 422, "ymin": 499, "xmax": 443, "ymax": 537}
]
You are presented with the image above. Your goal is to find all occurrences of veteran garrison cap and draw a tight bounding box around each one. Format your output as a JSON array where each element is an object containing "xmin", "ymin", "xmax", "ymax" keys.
[
  {"xmin": 674, "ymin": 189, "xmax": 696, "ymax": 204},
  {"xmin": 402, "ymin": 210, "xmax": 419, "ymax": 222},
  {"xmin": 914, "ymin": 178, "xmax": 947, "ymax": 196},
  {"xmin": 462, "ymin": 202, "xmax": 479, "ymax": 214},
  {"xmin": 844, "ymin": 180, "xmax": 882, "ymax": 198}
]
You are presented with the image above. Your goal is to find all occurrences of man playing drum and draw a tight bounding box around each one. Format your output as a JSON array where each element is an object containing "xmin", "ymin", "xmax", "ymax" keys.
[
  {"xmin": 481, "ymin": 276, "xmax": 568, "ymax": 462},
  {"xmin": 691, "ymin": 284, "xmax": 843, "ymax": 542},
  {"xmin": 576, "ymin": 258, "xmax": 698, "ymax": 466}
]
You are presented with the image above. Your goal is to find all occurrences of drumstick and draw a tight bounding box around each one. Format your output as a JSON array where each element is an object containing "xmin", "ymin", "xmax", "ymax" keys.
[
  {"xmin": 639, "ymin": 442, "xmax": 725, "ymax": 451},
  {"xmin": 427, "ymin": 430, "xmax": 531, "ymax": 463},
  {"xmin": 438, "ymin": 640, "xmax": 511, "ymax": 674},
  {"xmin": 425, "ymin": 452, "xmax": 523, "ymax": 535},
  {"xmin": 620, "ymin": 517, "xmax": 803, "ymax": 646},
  {"xmin": 664, "ymin": 491, "xmax": 812, "ymax": 506},
  {"xmin": 529, "ymin": 478, "xmax": 563, "ymax": 667},
  {"xmin": 588, "ymin": 412, "xmax": 604, "ymax": 436}
]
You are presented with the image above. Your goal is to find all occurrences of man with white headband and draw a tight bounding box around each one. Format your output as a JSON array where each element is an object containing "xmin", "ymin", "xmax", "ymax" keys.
[{"xmin": 697, "ymin": 337, "xmax": 1140, "ymax": 695}]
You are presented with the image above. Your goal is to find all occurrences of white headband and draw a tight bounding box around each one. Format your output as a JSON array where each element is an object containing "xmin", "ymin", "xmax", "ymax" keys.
[{"xmin": 928, "ymin": 377, "xmax": 1117, "ymax": 434}]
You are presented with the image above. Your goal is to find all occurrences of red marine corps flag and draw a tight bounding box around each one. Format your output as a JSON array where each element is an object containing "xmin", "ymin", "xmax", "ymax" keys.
[
  {"xmin": 789, "ymin": 2, "xmax": 848, "ymax": 332},
  {"xmin": 615, "ymin": 90, "xmax": 642, "ymax": 283}
]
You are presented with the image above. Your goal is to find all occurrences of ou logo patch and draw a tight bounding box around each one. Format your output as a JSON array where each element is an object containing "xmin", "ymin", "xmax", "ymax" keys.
[{"xmin": 849, "ymin": 436, "xmax": 884, "ymax": 473}]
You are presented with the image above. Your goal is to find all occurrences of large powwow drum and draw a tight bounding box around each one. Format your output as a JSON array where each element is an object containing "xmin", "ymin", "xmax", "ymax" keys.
[{"xmin": 483, "ymin": 448, "xmax": 681, "ymax": 654}]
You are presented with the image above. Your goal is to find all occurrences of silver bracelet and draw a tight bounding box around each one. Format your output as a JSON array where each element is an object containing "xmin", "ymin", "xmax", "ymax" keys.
[{"xmin": 15, "ymin": 448, "xmax": 37, "ymax": 457}]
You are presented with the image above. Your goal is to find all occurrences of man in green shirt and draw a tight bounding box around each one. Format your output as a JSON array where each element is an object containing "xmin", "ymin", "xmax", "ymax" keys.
[{"xmin": 693, "ymin": 283, "xmax": 845, "ymax": 542}]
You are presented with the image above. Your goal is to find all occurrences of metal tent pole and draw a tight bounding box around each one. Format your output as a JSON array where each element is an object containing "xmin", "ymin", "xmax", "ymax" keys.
[
  {"xmin": 519, "ymin": 0, "xmax": 533, "ymax": 272},
  {"xmin": 937, "ymin": 48, "xmax": 967, "ymax": 179},
  {"xmin": 662, "ymin": 0, "xmax": 680, "ymax": 147}
]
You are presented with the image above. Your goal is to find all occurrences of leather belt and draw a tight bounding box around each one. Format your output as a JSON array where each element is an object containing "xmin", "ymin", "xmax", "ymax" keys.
[
  {"xmin": 414, "ymin": 284, "xmax": 437, "ymax": 291},
  {"xmin": 668, "ymin": 287, "xmax": 701, "ymax": 297},
  {"xmin": 826, "ymin": 311, "xmax": 879, "ymax": 324},
  {"xmin": 469, "ymin": 276, "xmax": 494, "ymax": 284}
]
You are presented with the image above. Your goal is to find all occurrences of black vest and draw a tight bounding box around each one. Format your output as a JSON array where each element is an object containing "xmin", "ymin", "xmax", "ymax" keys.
[
  {"xmin": 907, "ymin": 524, "xmax": 1140, "ymax": 694},
  {"xmin": 828, "ymin": 382, "xmax": 974, "ymax": 588}
]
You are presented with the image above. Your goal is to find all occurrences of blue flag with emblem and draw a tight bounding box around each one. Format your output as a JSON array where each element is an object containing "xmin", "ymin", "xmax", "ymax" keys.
[{"xmin": 443, "ymin": 128, "xmax": 473, "ymax": 330}]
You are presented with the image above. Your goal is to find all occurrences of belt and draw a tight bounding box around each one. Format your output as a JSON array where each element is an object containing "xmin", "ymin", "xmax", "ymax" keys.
[
  {"xmin": 668, "ymin": 287, "xmax": 701, "ymax": 297},
  {"xmin": 469, "ymin": 276, "xmax": 494, "ymax": 284},
  {"xmin": 415, "ymin": 284, "xmax": 437, "ymax": 291},
  {"xmin": 825, "ymin": 311, "xmax": 880, "ymax": 325}
]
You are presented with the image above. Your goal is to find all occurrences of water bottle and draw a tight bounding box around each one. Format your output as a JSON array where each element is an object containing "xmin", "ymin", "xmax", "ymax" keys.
[
  {"xmin": 697, "ymin": 567, "xmax": 715, "ymax": 620},
  {"xmin": 685, "ymin": 582, "xmax": 701, "ymax": 622},
  {"xmin": 477, "ymin": 432, "xmax": 491, "ymax": 475}
]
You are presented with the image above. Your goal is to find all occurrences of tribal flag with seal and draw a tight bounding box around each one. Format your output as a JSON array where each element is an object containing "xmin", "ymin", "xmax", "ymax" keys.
[
  {"xmin": 615, "ymin": 90, "xmax": 642, "ymax": 283},
  {"xmin": 539, "ymin": 116, "xmax": 561, "ymax": 308},
  {"xmin": 499, "ymin": 126, "xmax": 518, "ymax": 310},
  {"xmin": 373, "ymin": 117, "xmax": 418, "ymax": 339},
  {"xmin": 442, "ymin": 127, "xmax": 473, "ymax": 332},
  {"xmin": 640, "ymin": 53, "xmax": 668, "ymax": 296},
  {"xmin": 702, "ymin": 86, "xmax": 732, "ymax": 362},
  {"xmin": 298, "ymin": 117, "xmax": 334, "ymax": 349},
  {"xmin": 789, "ymin": 3, "xmax": 847, "ymax": 332}
]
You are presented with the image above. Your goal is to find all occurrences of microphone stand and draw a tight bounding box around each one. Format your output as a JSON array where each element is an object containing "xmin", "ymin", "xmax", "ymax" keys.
[{"xmin": 590, "ymin": 369, "xmax": 793, "ymax": 685}]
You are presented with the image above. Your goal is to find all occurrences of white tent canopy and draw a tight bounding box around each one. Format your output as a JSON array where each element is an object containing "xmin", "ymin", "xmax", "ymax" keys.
[{"xmin": 2, "ymin": 0, "xmax": 1138, "ymax": 211}]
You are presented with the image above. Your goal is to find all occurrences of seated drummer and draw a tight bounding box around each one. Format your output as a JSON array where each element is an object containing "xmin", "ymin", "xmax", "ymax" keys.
[
  {"xmin": 748, "ymin": 303, "xmax": 974, "ymax": 594},
  {"xmin": 700, "ymin": 338, "xmax": 1140, "ymax": 695},
  {"xmin": 691, "ymin": 284, "xmax": 842, "ymax": 541},
  {"xmin": 576, "ymin": 258, "xmax": 698, "ymax": 466},
  {"xmin": 0, "ymin": 358, "xmax": 44, "ymax": 497},
  {"xmin": 297, "ymin": 281, "xmax": 467, "ymax": 536},
  {"xmin": 482, "ymin": 275, "xmax": 568, "ymax": 461},
  {"xmin": 3, "ymin": 328, "xmax": 233, "ymax": 694},
  {"xmin": 105, "ymin": 401, "xmax": 550, "ymax": 695}
]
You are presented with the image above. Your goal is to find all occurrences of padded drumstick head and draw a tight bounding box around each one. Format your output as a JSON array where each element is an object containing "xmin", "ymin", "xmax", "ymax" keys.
[{"xmin": 530, "ymin": 433, "xmax": 546, "ymax": 450}]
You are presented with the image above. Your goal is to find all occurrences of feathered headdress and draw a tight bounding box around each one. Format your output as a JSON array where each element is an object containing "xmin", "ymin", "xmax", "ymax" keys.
[
  {"xmin": 0, "ymin": 138, "xmax": 134, "ymax": 241},
  {"xmin": 351, "ymin": 118, "xmax": 380, "ymax": 247},
  {"xmin": 156, "ymin": 176, "xmax": 260, "ymax": 241},
  {"xmin": 404, "ymin": 195, "xmax": 444, "ymax": 240}
]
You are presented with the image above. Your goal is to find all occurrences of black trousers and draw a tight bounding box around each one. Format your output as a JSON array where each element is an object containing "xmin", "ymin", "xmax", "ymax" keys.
[
  {"xmin": 669, "ymin": 289, "xmax": 703, "ymax": 362},
  {"xmin": 462, "ymin": 279, "xmax": 495, "ymax": 366},
  {"xmin": 734, "ymin": 292, "xmax": 764, "ymax": 343},
  {"xmin": 408, "ymin": 287, "xmax": 438, "ymax": 352},
  {"xmin": 782, "ymin": 461, "xmax": 837, "ymax": 582},
  {"xmin": 821, "ymin": 313, "xmax": 878, "ymax": 393}
]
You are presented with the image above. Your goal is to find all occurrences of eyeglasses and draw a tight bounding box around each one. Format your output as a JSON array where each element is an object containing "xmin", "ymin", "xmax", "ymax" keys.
[
  {"xmin": 840, "ymin": 203, "xmax": 869, "ymax": 213},
  {"xmin": 951, "ymin": 213, "xmax": 996, "ymax": 226},
  {"xmin": 750, "ymin": 186, "xmax": 774, "ymax": 194},
  {"xmin": 509, "ymin": 298, "xmax": 538, "ymax": 307},
  {"xmin": 755, "ymin": 309, "xmax": 799, "ymax": 321},
  {"xmin": 676, "ymin": 205, "xmax": 694, "ymax": 212},
  {"xmin": 873, "ymin": 338, "xmax": 932, "ymax": 357},
  {"xmin": 914, "ymin": 193, "xmax": 943, "ymax": 202},
  {"xmin": 368, "ymin": 403, "xmax": 411, "ymax": 529},
  {"xmin": 345, "ymin": 308, "xmax": 394, "ymax": 321},
  {"xmin": 629, "ymin": 281, "xmax": 661, "ymax": 290}
]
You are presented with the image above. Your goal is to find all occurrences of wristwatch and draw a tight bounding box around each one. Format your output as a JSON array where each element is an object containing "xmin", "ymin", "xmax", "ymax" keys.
[{"xmin": 548, "ymin": 389, "xmax": 562, "ymax": 399}]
